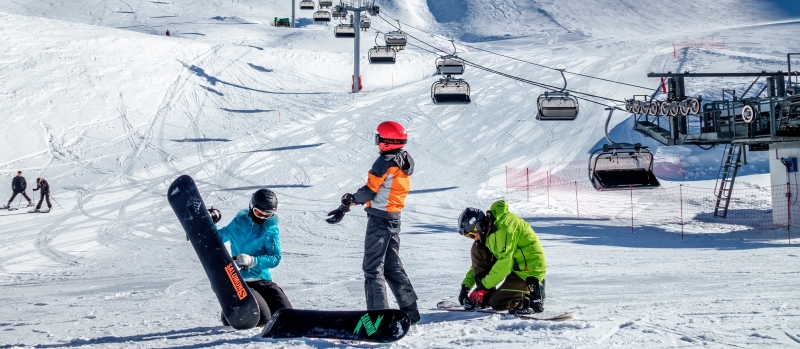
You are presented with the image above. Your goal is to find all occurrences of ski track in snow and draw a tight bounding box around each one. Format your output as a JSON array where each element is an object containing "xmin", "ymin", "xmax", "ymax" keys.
[{"xmin": 1, "ymin": 0, "xmax": 800, "ymax": 348}]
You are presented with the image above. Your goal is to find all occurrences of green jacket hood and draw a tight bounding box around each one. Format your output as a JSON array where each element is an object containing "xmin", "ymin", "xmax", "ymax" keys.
[{"xmin": 490, "ymin": 200, "xmax": 509, "ymax": 220}]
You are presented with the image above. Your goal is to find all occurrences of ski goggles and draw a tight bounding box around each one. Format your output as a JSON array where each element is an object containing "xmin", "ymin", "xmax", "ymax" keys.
[
  {"xmin": 463, "ymin": 229, "xmax": 480, "ymax": 241},
  {"xmin": 252, "ymin": 207, "xmax": 274, "ymax": 219},
  {"xmin": 374, "ymin": 134, "xmax": 407, "ymax": 146}
]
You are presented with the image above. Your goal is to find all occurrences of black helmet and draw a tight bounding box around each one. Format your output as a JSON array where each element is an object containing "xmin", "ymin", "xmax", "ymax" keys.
[
  {"xmin": 250, "ymin": 189, "xmax": 278, "ymax": 212},
  {"xmin": 458, "ymin": 207, "xmax": 486, "ymax": 242}
]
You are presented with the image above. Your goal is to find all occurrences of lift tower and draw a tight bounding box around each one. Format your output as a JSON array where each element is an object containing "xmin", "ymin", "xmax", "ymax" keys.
[{"xmin": 339, "ymin": 1, "xmax": 379, "ymax": 93}]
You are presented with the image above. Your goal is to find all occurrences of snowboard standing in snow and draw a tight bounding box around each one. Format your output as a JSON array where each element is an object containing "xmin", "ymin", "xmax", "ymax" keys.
[
  {"xmin": 167, "ymin": 174, "xmax": 260, "ymax": 330},
  {"xmin": 436, "ymin": 301, "xmax": 575, "ymax": 321},
  {"xmin": 261, "ymin": 308, "xmax": 411, "ymax": 343}
]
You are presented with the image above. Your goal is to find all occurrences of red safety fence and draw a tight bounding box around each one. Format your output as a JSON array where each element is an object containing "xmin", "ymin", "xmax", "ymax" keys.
[
  {"xmin": 506, "ymin": 160, "xmax": 795, "ymax": 243},
  {"xmin": 673, "ymin": 37, "xmax": 725, "ymax": 58}
]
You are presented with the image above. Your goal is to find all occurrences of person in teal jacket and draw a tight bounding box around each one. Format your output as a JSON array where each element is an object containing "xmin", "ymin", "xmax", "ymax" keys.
[
  {"xmin": 214, "ymin": 189, "xmax": 292, "ymax": 326},
  {"xmin": 456, "ymin": 200, "xmax": 547, "ymax": 315}
]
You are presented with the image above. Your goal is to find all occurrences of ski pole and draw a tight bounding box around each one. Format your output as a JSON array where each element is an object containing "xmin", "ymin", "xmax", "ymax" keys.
[
  {"xmin": 50, "ymin": 195, "xmax": 63, "ymax": 209},
  {"xmin": 15, "ymin": 196, "xmax": 22, "ymax": 209}
]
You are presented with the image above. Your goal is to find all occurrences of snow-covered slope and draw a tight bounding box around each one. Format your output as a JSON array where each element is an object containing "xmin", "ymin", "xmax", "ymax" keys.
[{"xmin": 1, "ymin": 0, "xmax": 800, "ymax": 347}]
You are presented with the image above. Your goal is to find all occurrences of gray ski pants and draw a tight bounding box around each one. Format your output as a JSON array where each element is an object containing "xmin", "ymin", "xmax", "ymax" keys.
[{"xmin": 362, "ymin": 214, "xmax": 418, "ymax": 310}]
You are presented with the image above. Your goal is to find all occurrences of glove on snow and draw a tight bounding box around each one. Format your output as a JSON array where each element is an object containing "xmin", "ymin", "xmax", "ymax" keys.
[
  {"xmin": 234, "ymin": 254, "xmax": 255, "ymax": 269},
  {"xmin": 340, "ymin": 193, "xmax": 356, "ymax": 207},
  {"xmin": 458, "ymin": 285, "xmax": 471, "ymax": 305},
  {"xmin": 208, "ymin": 207, "xmax": 222, "ymax": 224},
  {"xmin": 325, "ymin": 204, "xmax": 350, "ymax": 224}
]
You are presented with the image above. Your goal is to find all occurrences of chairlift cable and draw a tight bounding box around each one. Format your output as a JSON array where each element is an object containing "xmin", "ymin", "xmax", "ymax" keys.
[
  {"xmin": 378, "ymin": 15, "xmax": 622, "ymax": 103},
  {"xmin": 379, "ymin": 12, "xmax": 652, "ymax": 91},
  {"xmin": 403, "ymin": 40, "xmax": 619, "ymax": 107}
]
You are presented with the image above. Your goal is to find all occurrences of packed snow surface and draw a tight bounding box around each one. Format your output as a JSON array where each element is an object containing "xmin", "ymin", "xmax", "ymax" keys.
[{"xmin": 1, "ymin": 0, "xmax": 800, "ymax": 348}]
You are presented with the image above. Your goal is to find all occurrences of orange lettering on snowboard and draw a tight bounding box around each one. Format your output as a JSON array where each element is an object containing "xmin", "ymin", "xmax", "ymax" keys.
[{"xmin": 224, "ymin": 263, "xmax": 248, "ymax": 300}]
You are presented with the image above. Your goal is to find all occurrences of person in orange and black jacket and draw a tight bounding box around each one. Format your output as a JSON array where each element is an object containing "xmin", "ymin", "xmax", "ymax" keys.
[{"xmin": 325, "ymin": 120, "xmax": 420, "ymax": 324}]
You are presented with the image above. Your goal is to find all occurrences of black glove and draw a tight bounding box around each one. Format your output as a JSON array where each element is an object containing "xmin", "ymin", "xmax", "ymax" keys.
[
  {"xmin": 458, "ymin": 285, "xmax": 471, "ymax": 305},
  {"xmin": 208, "ymin": 207, "xmax": 222, "ymax": 223},
  {"xmin": 341, "ymin": 193, "xmax": 356, "ymax": 206},
  {"xmin": 326, "ymin": 204, "xmax": 350, "ymax": 224}
]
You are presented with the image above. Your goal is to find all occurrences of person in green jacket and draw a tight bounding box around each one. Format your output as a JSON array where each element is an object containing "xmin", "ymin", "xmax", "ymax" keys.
[{"xmin": 456, "ymin": 200, "xmax": 547, "ymax": 314}]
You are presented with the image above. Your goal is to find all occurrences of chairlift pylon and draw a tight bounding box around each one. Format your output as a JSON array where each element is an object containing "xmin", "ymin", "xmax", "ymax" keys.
[
  {"xmin": 313, "ymin": 10, "xmax": 331, "ymax": 22},
  {"xmin": 536, "ymin": 70, "xmax": 579, "ymax": 121},
  {"xmin": 588, "ymin": 107, "xmax": 660, "ymax": 190},
  {"xmin": 369, "ymin": 33, "xmax": 396, "ymax": 64}
]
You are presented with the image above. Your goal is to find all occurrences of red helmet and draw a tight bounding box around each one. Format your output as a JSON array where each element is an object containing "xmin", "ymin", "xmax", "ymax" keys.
[{"xmin": 375, "ymin": 121, "xmax": 407, "ymax": 152}]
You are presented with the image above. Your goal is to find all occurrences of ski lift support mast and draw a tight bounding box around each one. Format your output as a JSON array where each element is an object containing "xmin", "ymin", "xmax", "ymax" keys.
[{"xmin": 339, "ymin": 0, "xmax": 380, "ymax": 93}]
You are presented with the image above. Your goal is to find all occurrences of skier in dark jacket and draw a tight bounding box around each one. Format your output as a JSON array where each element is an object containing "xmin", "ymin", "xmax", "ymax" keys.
[
  {"xmin": 325, "ymin": 120, "xmax": 420, "ymax": 324},
  {"xmin": 213, "ymin": 189, "xmax": 292, "ymax": 327},
  {"xmin": 32, "ymin": 178, "xmax": 52, "ymax": 212},
  {"xmin": 6, "ymin": 171, "xmax": 33, "ymax": 209}
]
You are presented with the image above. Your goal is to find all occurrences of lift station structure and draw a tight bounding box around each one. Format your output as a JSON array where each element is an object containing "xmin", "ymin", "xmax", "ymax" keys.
[{"xmin": 629, "ymin": 54, "xmax": 800, "ymax": 222}]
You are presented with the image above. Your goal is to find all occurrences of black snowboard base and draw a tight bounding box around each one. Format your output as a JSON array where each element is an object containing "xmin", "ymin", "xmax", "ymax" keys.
[
  {"xmin": 436, "ymin": 301, "xmax": 576, "ymax": 321},
  {"xmin": 168, "ymin": 175, "xmax": 260, "ymax": 330},
  {"xmin": 261, "ymin": 308, "xmax": 411, "ymax": 343}
]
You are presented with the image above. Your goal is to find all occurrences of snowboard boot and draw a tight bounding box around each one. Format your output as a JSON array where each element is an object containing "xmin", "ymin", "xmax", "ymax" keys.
[
  {"xmin": 525, "ymin": 277, "xmax": 545, "ymax": 313},
  {"xmin": 400, "ymin": 301, "xmax": 421, "ymax": 325}
]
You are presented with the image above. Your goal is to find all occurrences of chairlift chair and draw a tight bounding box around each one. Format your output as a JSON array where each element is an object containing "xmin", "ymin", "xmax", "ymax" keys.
[
  {"xmin": 331, "ymin": 5, "xmax": 345, "ymax": 18},
  {"xmin": 536, "ymin": 91, "xmax": 579, "ymax": 120},
  {"xmin": 313, "ymin": 10, "xmax": 331, "ymax": 22},
  {"xmin": 360, "ymin": 16, "xmax": 371, "ymax": 30},
  {"xmin": 384, "ymin": 21, "xmax": 407, "ymax": 49},
  {"xmin": 369, "ymin": 46, "xmax": 396, "ymax": 64},
  {"xmin": 588, "ymin": 107, "xmax": 660, "ymax": 190},
  {"xmin": 299, "ymin": 0, "xmax": 315, "ymax": 10},
  {"xmin": 588, "ymin": 143, "xmax": 660, "ymax": 190},
  {"xmin": 431, "ymin": 78, "xmax": 471, "ymax": 104},
  {"xmin": 318, "ymin": 0, "xmax": 333, "ymax": 8},
  {"xmin": 384, "ymin": 31, "xmax": 407, "ymax": 49},
  {"xmin": 334, "ymin": 23, "xmax": 356, "ymax": 38},
  {"xmin": 436, "ymin": 57, "xmax": 465, "ymax": 76}
]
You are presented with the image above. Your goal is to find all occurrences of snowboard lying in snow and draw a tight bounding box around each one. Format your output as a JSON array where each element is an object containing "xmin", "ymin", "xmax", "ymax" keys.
[
  {"xmin": 436, "ymin": 301, "xmax": 576, "ymax": 321},
  {"xmin": 261, "ymin": 308, "xmax": 411, "ymax": 343},
  {"xmin": 167, "ymin": 175, "xmax": 260, "ymax": 330}
]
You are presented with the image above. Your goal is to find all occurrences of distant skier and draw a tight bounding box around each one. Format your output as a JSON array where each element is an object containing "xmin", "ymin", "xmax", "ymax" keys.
[
  {"xmin": 213, "ymin": 189, "xmax": 292, "ymax": 327},
  {"xmin": 5, "ymin": 171, "xmax": 33, "ymax": 209},
  {"xmin": 456, "ymin": 201, "xmax": 547, "ymax": 315},
  {"xmin": 165, "ymin": 29, "xmax": 171, "ymax": 37},
  {"xmin": 31, "ymin": 178, "xmax": 52, "ymax": 213},
  {"xmin": 325, "ymin": 121, "xmax": 420, "ymax": 324}
]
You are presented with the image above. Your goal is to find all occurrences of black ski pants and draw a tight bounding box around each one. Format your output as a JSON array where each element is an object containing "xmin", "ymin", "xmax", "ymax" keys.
[
  {"xmin": 470, "ymin": 243, "xmax": 529, "ymax": 310},
  {"xmin": 362, "ymin": 214, "xmax": 418, "ymax": 310},
  {"xmin": 7, "ymin": 190, "xmax": 31, "ymax": 206},
  {"xmin": 246, "ymin": 280, "xmax": 292, "ymax": 326},
  {"xmin": 36, "ymin": 192, "xmax": 51, "ymax": 210}
]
